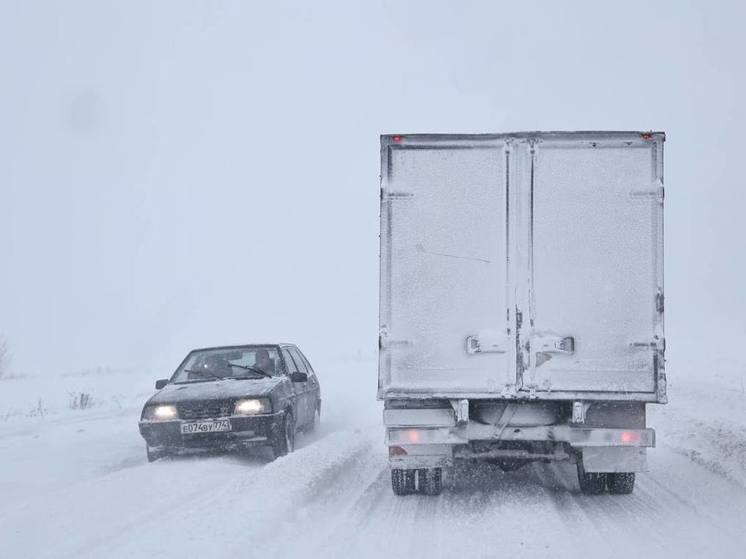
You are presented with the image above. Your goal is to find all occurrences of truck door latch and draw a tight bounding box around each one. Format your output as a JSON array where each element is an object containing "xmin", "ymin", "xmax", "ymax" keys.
[
  {"xmin": 466, "ymin": 329, "xmax": 509, "ymax": 354},
  {"xmin": 533, "ymin": 334, "xmax": 575, "ymax": 355}
]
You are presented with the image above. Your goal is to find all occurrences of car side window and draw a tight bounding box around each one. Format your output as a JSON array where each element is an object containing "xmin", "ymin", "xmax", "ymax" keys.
[
  {"xmin": 297, "ymin": 350, "xmax": 315, "ymax": 375},
  {"xmin": 281, "ymin": 349, "xmax": 299, "ymax": 374},
  {"xmin": 289, "ymin": 348, "xmax": 309, "ymax": 374}
]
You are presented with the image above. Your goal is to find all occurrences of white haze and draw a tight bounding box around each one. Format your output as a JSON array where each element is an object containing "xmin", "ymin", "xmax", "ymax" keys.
[{"xmin": 1, "ymin": 0, "xmax": 745, "ymax": 379}]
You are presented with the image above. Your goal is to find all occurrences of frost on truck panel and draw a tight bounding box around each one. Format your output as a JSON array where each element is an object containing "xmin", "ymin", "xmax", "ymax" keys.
[
  {"xmin": 529, "ymin": 144, "xmax": 659, "ymax": 394},
  {"xmin": 382, "ymin": 145, "xmax": 511, "ymax": 394},
  {"xmin": 379, "ymin": 133, "xmax": 664, "ymax": 400}
]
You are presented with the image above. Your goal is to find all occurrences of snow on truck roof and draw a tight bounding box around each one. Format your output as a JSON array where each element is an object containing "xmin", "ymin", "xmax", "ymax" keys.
[{"xmin": 381, "ymin": 131, "xmax": 665, "ymax": 142}]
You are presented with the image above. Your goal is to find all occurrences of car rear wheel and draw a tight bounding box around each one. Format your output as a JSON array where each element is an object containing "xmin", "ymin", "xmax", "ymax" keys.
[
  {"xmin": 306, "ymin": 402, "xmax": 320, "ymax": 433},
  {"xmin": 271, "ymin": 411, "xmax": 295, "ymax": 459}
]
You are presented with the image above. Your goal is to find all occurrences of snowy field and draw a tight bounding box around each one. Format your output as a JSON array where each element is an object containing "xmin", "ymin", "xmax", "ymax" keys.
[{"xmin": 2, "ymin": 359, "xmax": 746, "ymax": 559}]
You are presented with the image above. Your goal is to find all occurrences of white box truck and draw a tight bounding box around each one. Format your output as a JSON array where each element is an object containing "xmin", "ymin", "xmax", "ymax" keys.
[{"xmin": 379, "ymin": 131, "xmax": 665, "ymax": 496}]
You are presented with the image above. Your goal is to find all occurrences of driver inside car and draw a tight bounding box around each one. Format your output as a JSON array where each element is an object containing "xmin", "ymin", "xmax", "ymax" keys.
[{"xmin": 254, "ymin": 348, "xmax": 275, "ymax": 375}]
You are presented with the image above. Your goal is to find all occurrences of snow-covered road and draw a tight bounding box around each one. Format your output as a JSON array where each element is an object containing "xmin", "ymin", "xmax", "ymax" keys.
[{"xmin": 2, "ymin": 370, "xmax": 746, "ymax": 559}]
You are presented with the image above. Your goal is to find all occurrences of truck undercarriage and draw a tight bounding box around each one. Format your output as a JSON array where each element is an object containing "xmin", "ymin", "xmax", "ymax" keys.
[{"xmin": 384, "ymin": 398, "xmax": 653, "ymax": 495}]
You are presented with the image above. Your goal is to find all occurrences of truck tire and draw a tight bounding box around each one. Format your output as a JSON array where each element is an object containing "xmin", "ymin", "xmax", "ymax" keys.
[
  {"xmin": 391, "ymin": 468, "xmax": 408, "ymax": 496},
  {"xmin": 405, "ymin": 469, "xmax": 416, "ymax": 493},
  {"xmin": 607, "ymin": 472, "xmax": 635, "ymax": 494},
  {"xmin": 417, "ymin": 469, "xmax": 427, "ymax": 493},
  {"xmin": 422, "ymin": 468, "xmax": 443, "ymax": 496},
  {"xmin": 497, "ymin": 460, "xmax": 524, "ymax": 472},
  {"xmin": 271, "ymin": 411, "xmax": 295, "ymax": 459},
  {"xmin": 577, "ymin": 462, "xmax": 607, "ymax": 495}
]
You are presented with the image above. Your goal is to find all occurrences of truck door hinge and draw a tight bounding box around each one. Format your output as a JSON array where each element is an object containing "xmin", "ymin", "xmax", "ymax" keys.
[
  {"xmin": 629, "ymin": 337, "xmax": 665, "ymax": 351},
  {"xmin": 380, "ymin": 338, "xmax": 413, "ymax": 349},
  {"xmin": 629, "ymin": 187, "xmax": 664, "ymax": 202},
  {"xmin": 381, "ymin": 190, "xmax": 414, "ymax": 201},
  {"xmin": 379, "ymin": 326, "xmax": 413, "ymax": 349}
]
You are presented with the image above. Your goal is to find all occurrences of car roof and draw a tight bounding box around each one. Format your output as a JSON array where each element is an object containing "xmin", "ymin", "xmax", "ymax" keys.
[{"xmin": 189, "ymin": 343, "xmax": 298, "ymax": 352}]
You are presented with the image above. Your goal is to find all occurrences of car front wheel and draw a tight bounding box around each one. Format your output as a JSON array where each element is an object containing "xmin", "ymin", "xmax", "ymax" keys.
[
  {"xmin": 271, "ymin": 411, "xmax": 295, "ymax": 459},
  {"xmin": 146, "ymin": 445, "xmax": 169, "ymax": 463}
]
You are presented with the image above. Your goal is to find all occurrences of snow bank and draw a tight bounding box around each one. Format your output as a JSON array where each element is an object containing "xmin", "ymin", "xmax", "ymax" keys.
[
  {"xmin": 0, "ymin": 368, "xmax": 157, "ymax": 422},
  {"xmin": 652, "ymin": 376, "xmax": 746, "ymax": 487}
]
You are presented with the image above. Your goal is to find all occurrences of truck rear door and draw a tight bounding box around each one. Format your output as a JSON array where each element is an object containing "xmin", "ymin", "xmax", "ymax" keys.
[
  {"xmin": 517, "ymin": 136, "xmax": 664, "ymax": 396},
  {"xmin": 379, "ymin": 137, "xmax": 514, "ymax": 396},
  {"xmin": 379, "ymin": 132, "xmax": 665, "ymax": 401}
]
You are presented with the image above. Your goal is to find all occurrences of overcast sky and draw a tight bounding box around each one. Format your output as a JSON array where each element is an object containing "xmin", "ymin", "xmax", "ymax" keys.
[{"xmin": 1, "ymin": 1, "xmax": 744, "ymax": 376}]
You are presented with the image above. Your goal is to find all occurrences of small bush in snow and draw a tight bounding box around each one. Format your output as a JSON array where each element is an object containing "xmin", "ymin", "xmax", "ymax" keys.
[
  {"xmin": 28, "ymin": 398, "xmax": 47, "ymax": 417},
  {"xmin": 69, "ymin": 392, "xmax": 93, "ymax": 410}
]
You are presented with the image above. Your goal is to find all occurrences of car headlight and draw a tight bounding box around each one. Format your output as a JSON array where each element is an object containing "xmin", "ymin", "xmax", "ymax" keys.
[
  {"xmin": 142, "ymin": 404, "xmax": 178, "ymax": 421},
  {"xmin": 234, "ymin": 398, "xmax": 270, "ymax": 415}
]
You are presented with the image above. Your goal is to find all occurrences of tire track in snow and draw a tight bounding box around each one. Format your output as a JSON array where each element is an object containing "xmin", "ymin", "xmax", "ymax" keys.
[
  {"xmin": 258, "ymin": 433, "xmax": 389, "ymax": 557},
  {"xmin": 8, "ymin": 406, "xmax": 746, "ymax": 559},
  {"xmin": 271, "ymin": 445, "xmax": 746, "ymax": 559}
]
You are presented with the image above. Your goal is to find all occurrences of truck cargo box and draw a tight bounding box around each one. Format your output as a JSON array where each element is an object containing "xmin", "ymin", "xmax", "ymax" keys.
[{"xmin": 378, "ymin": 132, "xmax": 665, "ymax": 403}]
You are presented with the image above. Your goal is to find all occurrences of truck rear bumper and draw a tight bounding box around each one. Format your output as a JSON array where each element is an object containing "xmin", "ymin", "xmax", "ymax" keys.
[
  {"xmin": 387, "ymin": 424, "xmax": 655, "ymax": 448},
  {"xmin": 386, "ymin": 424, "xmax": 654, "ymax": 472}
]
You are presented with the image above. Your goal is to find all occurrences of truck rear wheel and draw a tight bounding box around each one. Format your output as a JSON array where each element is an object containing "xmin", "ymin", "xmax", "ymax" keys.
[
  {"xmin": 422, "ymin": 468, "xmax": 443, "ymax": 496},
  {"xmin": 391, "ymin": 469, "xmax": 408, "ymax": 495},
  {"xmin": 607, "ymin": 472, "xmax": 635, "ymax": 494},
  {"xmin": 404, "ymin": 469, "xmax": 416, "ymax": 493},
  {"xmin": 577, "ymin": 462, "xmax": 608, "ymax": 495}
]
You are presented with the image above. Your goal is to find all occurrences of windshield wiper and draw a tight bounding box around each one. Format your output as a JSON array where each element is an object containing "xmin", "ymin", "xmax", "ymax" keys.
[
  {"xmin": 183, "ymin": 368, "xmax": 228, "ymax": 381},
  {"xmin": 229, "ymin": 363, "xmax": 272, "ymax": 378}
]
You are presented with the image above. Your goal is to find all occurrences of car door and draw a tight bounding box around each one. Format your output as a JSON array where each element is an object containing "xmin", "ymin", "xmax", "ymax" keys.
[
  {"xmin": 281, "ymin": 347, "xmax": 309, "ymax": 425},
  {"xmin": 288, "ymin": 347, "xmax": 315, "ymax": 426},
  {"xmin": 296, "ymin": 348, "xmax": 320, "ymax": 412}
]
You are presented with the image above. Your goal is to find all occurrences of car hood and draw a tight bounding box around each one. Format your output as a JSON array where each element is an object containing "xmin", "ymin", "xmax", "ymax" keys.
[{"xmin": 148, "ymin": 377, "xmax": 286, "ymax": 404}]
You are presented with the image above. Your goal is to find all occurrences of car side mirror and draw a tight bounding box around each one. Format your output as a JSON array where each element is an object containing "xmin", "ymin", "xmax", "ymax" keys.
[
  {"xmin": 290, "ymin": 372, "xmax": 308, "ymax": 383},
  {"xmin": 155, "ymin": 379, "xmax": 169, "ymax": 390}
]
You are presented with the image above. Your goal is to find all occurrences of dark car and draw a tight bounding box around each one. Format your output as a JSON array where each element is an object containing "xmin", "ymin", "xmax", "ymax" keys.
[{"xmin": 138, "ymin": 344, "xmax": 321, "ymax": 461}]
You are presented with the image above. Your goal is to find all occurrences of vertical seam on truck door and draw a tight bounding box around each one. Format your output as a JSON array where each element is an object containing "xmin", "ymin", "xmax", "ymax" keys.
[
  {"xmin": 505, "ymin": 145, "xmax": 511, "ymax": 323},
  {"xmin": 529, "ymin": 143, "xmax": 536, "ymax": 330}
]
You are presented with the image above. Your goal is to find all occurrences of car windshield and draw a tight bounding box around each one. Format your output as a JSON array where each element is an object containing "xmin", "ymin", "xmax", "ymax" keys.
[{"xmin": 171, "ymin": 346, "xmax": 281, "ymax": 384}]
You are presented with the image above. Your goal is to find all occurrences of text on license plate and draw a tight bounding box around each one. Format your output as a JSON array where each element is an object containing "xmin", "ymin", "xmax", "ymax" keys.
[{"xmin": 181, "ymin": 419, "xmax": 232, "ymax": 434}]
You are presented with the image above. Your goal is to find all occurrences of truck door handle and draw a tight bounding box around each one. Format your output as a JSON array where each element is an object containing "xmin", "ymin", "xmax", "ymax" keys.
[
  {"xmin": 533, "ymin": 334, "xmax": 575, "ymax": 354},
  {"xmin": 466, "ymin": 331, "xmax": 508, "ymax": 354}
]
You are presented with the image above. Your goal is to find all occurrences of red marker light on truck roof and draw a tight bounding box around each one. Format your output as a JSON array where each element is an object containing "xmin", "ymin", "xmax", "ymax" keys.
[
  {"xmin": 392, "ymin": 135, "xmax": 402, "ymax": 143},
  {"xmin": 640, "ymin": 132, "xmax": 653, "ymax": 140}
]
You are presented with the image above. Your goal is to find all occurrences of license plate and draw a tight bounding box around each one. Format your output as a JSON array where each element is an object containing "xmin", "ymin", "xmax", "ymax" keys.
[{"xmin": 180, "ymin": 419, "xmax": 232, "ymax": 434}]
